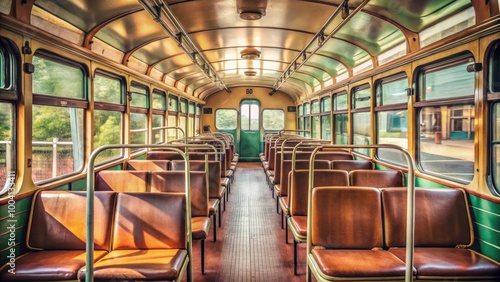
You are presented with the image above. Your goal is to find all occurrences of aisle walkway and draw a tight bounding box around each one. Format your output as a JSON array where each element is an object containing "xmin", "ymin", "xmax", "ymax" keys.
[{"xmin": 188, "ymin": 162, "xmax": 307, "ymax": 281}]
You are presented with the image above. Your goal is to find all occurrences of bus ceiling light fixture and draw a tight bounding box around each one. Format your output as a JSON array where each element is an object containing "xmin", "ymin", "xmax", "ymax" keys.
[
  {"xmin": 237, "ymin": 0, "xmax": 268, "ymax": 20},
  {"xmin": 140, "ymin": 0, "xmax": 231, "ymax": 93},
  {"xmin": 241, "ymin": 47, "xmax": 261, "ymax": 59},
  {"xmin": 244, "ymin": 70, "xmax": 257, "ymax": 76},
  {"xmin": 272, "ymin": 0, "xmax": 368, "ymax": 92}
]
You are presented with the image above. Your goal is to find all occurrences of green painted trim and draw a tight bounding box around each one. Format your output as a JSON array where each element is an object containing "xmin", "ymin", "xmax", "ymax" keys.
[
  {"xmin": 0, "ymin": 241, "xmax": 29, "ymax": 268},
  {"xmin": 0, "ymin": 227, "xmax": 26, "ymax": 251},
  {"xmin": 0, "ymin": 211, "xmax": 29, "ymax": 236},
  {"xmin": 71, "ymin": 178, "xmax": 87, "ymax": 191},
  {"xmin": 52, "ymin": 184, "xmax": 70, "ymax": 191},
  {"xmin": 0, "ymin": 197, "xmax": 31, "ymax": 217},
  {"xmin": 472, "ymin": 239, "xmax": 500, "ymax": 262}
]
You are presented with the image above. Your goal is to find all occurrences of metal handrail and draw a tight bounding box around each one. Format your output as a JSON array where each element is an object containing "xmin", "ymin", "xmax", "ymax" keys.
[
  {"xmin": 305, "ymin": 144, "xmax": 415, "ymax": 282},
  {"xmin": 85, "ymin": 143, "xmax": 216, "ymax": 282}
]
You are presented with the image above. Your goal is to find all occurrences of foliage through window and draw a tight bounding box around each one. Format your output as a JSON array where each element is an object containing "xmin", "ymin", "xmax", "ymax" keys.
[
  {"xmin": 216, "ymin": 109, "xmax": 238, "ymax": 130},
  {"xmin": 262, "ymin": 109, "xmax": 285, "ymax": 130}
]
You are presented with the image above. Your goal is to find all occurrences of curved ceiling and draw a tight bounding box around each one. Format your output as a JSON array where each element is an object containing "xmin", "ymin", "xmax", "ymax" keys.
[{"xmin": 32, "ymin": 0, "xmax": 473, "ymax": 101}]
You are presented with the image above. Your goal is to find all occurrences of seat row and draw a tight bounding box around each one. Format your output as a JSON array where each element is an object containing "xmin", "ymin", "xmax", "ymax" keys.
[
  {"xmin": 308, "ymin": 186, "xmax": 500, "ymax": 281},
  {"xmin": 0, "ymin": 191, "xmax": 190, "ymax": 281}
]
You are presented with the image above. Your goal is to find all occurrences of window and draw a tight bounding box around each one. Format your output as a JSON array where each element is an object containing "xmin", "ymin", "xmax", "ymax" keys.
[
  {"xmin": 303, "ymin": 102, "xmax": 310, "ymax": 137},
  {"xmin": 262, "ymin": 109, "xmax": 285, "ymax": 130},
  {"xmin": 417, "ymin": 55, "xmax": 475, "ymax": 183},
  {"xmin": 0, "ymin": 103, "xmax": 14, "ymax": 194},
  {"xmin": 152, "ymin": 90, "xmax": 166, "ymax": 144},
  {"xmin": 178, "ymin": 98, "xmax": 188, "ymax": 138},
  {"xmin": 333, "ymin": 93, "xmax": 348, "ymax": 144},
  {"xmin": 241, "ymin": 103, "xmax": 259, "ymax": 131},
  {"xmin": 129, "ymin": 83, "xmax": 149, "ymax": 151},
  {"xmin": 311, "ymin": 100, "xmax": 320, "ymax": 139},
  {"xmin": 376, "ymin": 74, "xmax": 409, "ymax": 166},
  {"xmin": 216, "ymin": 109, "xmax": 238, "ymax": 130},
  {"xmin": 321, "ymin": 96, "xmax": 331, "ymax": 141},
  {"xmin": 32, "ymin": 53, "xmax": 86, "ymax": 183},
  {"xmin": 188, "ymin": 101, "xmax": 195, "ymax": 137},
  {"xmin": 352, "ymin": 85, "xmax": 371, "ymax": 154},
  {"xmin": 93, "ymin": 71, "xmax": 124, "ymax": 163},
  {"xmin": 420, "ymin": 7, "xmax": 475, "ymax": 48},
  {"xmin": 195, "ymin": 104, "xmax": 201, "ymax": 136},
  {"xmin": 0, "ymin": 38, "xmax": 17, "ymax": 194},
  {"xmin": 488, "ymin": 41, "xmax": 500, "ymax": 194},
  {"xmin": 167, "ymin": 95, "xmax": 178, "ymax": 141},
  {"xmin": 298, "ymin": 104, "xmax": 303, "ymax": 136}
]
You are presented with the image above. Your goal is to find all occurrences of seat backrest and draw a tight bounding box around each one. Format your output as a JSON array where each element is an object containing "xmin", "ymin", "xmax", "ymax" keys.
[
  {"xmin": 170, "ymin": 160, "xmax": 222, "ymax": 199},
  {"xmin": 349, "ymin": 169, "xmax": 404, "ymax": 187},
  {"xmin": 267, "ymin": 146, "xmax": 276, "ymax": 170},
  {"xmin": 290, "ymin": 169, "xmax": 349, "ymax": 216},
  {"xmin": 330, "ymin": 160, "xmax": 373, "ymax": 171},
  {"xmin": 293, "ymin": 151, "xmax": 354, "ymax": 161},
  {"xmin": 147, "ymin": 151, "xmax": 184, "ymax": 160},
  {"xmin": 95, "ymin": 170, "xmax": 148, "ymax": 192},
  {"xmin": 382, "ymin": 187, "xmax": 473, "ymax": 248},
  {"xmin": 126, "ymin": 160, "xmax": 169, "ymax": 171},
  {"xmin": 112, "ymin": 192, "xmax": 186, "ymax": 250},
  {"xmin": 150, "ymin": 171, "xmax": 209, "ymax": 217},
  {"xmin": 279, "ymin": 160, "xmax": 330, "ymax": 197},
  {"xmin": 28, "ymin": 191, "xmax": 115, "ymax": 251},
  {"xmin": 311, "ymin": 186, "xmax": 383, "ymax": 249}
]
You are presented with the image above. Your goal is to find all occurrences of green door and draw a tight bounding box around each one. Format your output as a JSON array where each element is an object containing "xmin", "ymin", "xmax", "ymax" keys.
[{"xmin": 239, "ymin": 99, "xmax": 260, "ymax": 161}]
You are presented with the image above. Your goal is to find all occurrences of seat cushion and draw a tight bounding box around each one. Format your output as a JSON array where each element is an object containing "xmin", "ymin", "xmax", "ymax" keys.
[
  {"xmin": 192, "ymin": 217, "xmax": 211, "ymax": 240},
  {"xmin": 389, "ymin": 247, "xmax": 500, "ymax": 278},
  {"xmin": 0, "ymin": 250, "xmax": 107, "ymax": 281},
  {"xmin": 288, "ymin": 215, "xmax": 307, "ymax": 241},
  {"xmin": 279, "ymin": 196, "xmax": 289, "ymax": 215},
  {"xmin": 209, "ymin": 198, "xmax": 220, "ymax": 215},
  {"xmin": 220, "ymin": 177, "xmax": 230, "ymax": 187},
  {"xmin": 79, "ymin": 249, "xmax": 187, "ymax": 281},
  {"xmin": 310, "ymin": 249, "xmax": 408, "ymax": 279}
]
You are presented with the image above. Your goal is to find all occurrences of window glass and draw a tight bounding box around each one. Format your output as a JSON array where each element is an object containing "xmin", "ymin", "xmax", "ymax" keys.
[
  {"xmin": 189, "ymin": 102, "xmax": 195, "ymax": 114},
  {"xmin": 489, "ymin": 42, "xmax": 500, "ymax": 93},
  {"xmin": 188, "ymin": 116, "xmax": 194, "ymax": 137},
  {"xmin": 376, "ymin": 77, "xmax": 408, "ymax": 106},
  {"xmin": 298, "ymin": 105, "xmax": 303, "ymax": 116},
  {"xmin": 94, "ymin": 110, "xmax": 122, "ymax": 162},
  {"xmin": 179, "ymin": 116, "xmax": 187, "ymax": 136},
  {"xmin": 491, "ymin": 103, "xmax": 500, "ymax": 192},
  {"xmin": 130, "ymin": 84, "xmax": 148, "ymax": 108},
  {"xmin": 262, "ymin": 109, "xmax": 285, "ymax": 130},
  {"xmin": 179, "ymin": 98, "xmax": 188, "ymax": 114},
  {"xmin": 419, "ymin": 60, "xmax": 474, "ymax": 101},
  {"xmin": 167, "ymin": 115, "xmax": 177, "ymax": 141},
  {"xmin": 352, "ymin": 112, "xmax": 371, "ymax": 155},
  {"xmin": 152, "ymin": 114, "xmax": 164, "ymax": 144},
  {"xmin": 130, "ymin": 112, "xmax": 147, "ymax": 150},
  {"xmin": 334, "ymin": 93, "xmax": 347, "ymax": 111},
  {"xmin": 94, "ymin": 73, "xmax": 122, "ymax": 104},
  {"xmin": 304, "ymin": 103, "xmax": 310, "ymax": 115},
  {"xmin": 0, "ymin": 102, "xmax": 13, "ymax": 193},
  {"xmin": 377, "ymin": 110, "xmax": 408, "ymax": 166},
  {"xmin": 312, "ymin": 116, "xmax": 320, "ymax": 139},
  {"xmin": 168, "ymin": 95, "xmax": 178, "ymax": 112},
  {"xmin": 152, "ymin": 90, "xmax": 166, "ymax": 110},
  {"xmin": 304, "ymin": 116, "xmax": 310, "ymax": 137},
  {"xmin": 196, "ymin": 104, "xmax": 202, "ymax": 115},
  {"xmin": 352, "ymin": 86, "xmax": 371, "ymax": 109},
  {"xmin": 241, "ymin": 104, "xmax": 259, "ymax": 131},
  {"xmin": 32, "ymin": 105, "xmax": 84, "ymax": 183},
  {"xmin": 419, "ymin": 105, "xmax": 474, "ymax": 183},
  {"xmin": 321, "ymin": 97, "xmax": 331, "ymax": 112},
  {"xmin": 0, "ymin": 48, "xmax": 5, "ymax": 89},
  {"xmin": 311, "ymin": 101, "xmax": 320, "ymax": 114},
  {"xmin": 334, "ymin": 113, "xmax": 348, "ymax": 144},
  {"xmin": 32, "ymin": 56, "xmax": 84, "ymax": 99},
  {"xmin": 321, "ymin": 115, "xmax": 331, "ymax": 141},
  {"xmin": 216, "ymin": 109, "xmax": 238, "ymax": 130}
]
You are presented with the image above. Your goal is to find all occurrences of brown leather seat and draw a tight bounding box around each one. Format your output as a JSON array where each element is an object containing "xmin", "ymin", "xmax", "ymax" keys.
[
  {"xmin": 349, "ymin": 169, "xmax": 404, "ymax": 187},
  {"xmin": 95, "ymin": 170, "xmax": 148, "ymax": 192},
  {"xmin": 0, "ymin": 191, "xmax": 115, "ymax": 281},
  {"xmin": 330, "ymin": 159, "xmax": 373, "ymax": 171},
  {"xmin": 150, "ymin": 171, "xmax": 211, "ymax": 274},
  {"xmin": 126, "ymin": 159, "xmax": 170, "ymax": 171},
  {"xmin": 171, "ymin": 159, "xmax": 225, "ymax": 241},
  {"xmin": 78, "ymin": 192, "xmax": 188, "ymax": 281},
  {"xmin": 308, "ymin": 186, "xmax": 408, "ymax": 281},
  {"xmin": 287, "ymin": 169, "xmax": 349, "ymax": 274},
  {"xmin": 382, "ymin": 188, "xmax": 500, "ymax": 280}
]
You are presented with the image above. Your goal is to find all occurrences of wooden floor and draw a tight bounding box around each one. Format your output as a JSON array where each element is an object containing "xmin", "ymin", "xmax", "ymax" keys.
[{"xmin": 187, "ymin": 162, "xmax": 309, "ymax": 281}]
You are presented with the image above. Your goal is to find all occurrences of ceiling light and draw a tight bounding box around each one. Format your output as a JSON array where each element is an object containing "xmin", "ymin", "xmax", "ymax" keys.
[
  {"xmin": 240, "ymin": 47, "xmax": 261, "ymax": 59},
  {"xmin": 244, "ymin": 71, "xmax": 257, "ymax": 76},
  {"xmin": 239, "ymin": 11, "xmax": 263, "ymax": 20}
]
